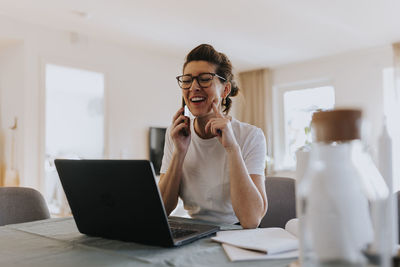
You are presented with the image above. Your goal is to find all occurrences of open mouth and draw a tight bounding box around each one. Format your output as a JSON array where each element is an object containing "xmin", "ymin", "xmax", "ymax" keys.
[{"xmin": 190, "ymin": 96, "xmax": 206, "ymax": 103}]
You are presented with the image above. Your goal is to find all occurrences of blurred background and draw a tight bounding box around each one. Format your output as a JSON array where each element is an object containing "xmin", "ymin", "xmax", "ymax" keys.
[{"xmin": 0, "ymin": 0, "xmax": 399, "ymax": 216}]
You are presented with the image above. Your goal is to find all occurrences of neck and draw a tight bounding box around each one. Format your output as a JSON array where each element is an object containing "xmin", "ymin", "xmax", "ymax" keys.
[
  {"xmin": 194, "ymin": 114, "xmax": 216, "ymax": 139},
  {"xmin": 194, "ymin": 112, "xmax": 232, "ymax": 139}
]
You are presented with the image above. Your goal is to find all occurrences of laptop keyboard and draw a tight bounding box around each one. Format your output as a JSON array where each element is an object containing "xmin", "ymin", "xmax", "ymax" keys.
[{"xmin": 170, "ymin": 227, "xmax": 197, "ymax": 239}]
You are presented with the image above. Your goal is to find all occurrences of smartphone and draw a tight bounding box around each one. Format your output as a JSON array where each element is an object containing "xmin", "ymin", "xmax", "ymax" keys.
[
  {"xmin": 181, "ymin": 98, "xmax": 189, "ymax": 136},
  {"xmin": 181, "ymin": 97, "xmax": 186, "ymax": 116}
]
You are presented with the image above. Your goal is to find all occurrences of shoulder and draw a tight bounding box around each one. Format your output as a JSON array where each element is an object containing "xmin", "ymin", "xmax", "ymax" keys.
[{"xmin": 231, "ymin": 118, "xmax": 265, "ymax": 141}]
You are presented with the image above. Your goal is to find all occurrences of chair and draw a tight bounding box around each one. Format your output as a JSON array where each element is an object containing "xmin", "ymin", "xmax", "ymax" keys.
[
  {"xmin": 397, "ymin": 191, "xmax": 400, "ymax": 243},
  {"xmin": 259, "ymin": 177, "xmax": 297, "ymax": 228},
  {"xmin": 0, "ymin": 187, "xmax": 50, "ymax": 226}
]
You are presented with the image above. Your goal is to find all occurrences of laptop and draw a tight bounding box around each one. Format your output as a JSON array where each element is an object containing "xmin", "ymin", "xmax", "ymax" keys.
[{"xmin": 54, "ymin": 159, "xmax": 219, "ymax": 247}]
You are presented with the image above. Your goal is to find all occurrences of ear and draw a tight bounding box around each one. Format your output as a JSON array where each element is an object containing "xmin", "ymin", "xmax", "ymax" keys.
[{"xmin": 221, "ymin": 82, "xmax": 231, "ymax": 99}]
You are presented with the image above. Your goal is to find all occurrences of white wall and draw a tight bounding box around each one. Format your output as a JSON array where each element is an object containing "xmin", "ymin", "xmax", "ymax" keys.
[
  {"xmin": 271, "ymin": 45, "xmax": 394, "ymax": 163},
  {"xmin": 0, "ymin": 16, "xmax": 183, "ymax": 191},
  {"xmin": 0, "ymin": 41, "xmax": 24, "ymax": 185}
]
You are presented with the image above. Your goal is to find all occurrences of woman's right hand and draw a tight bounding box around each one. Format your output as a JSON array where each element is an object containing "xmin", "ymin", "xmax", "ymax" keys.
[{"xmin": 170, "ymin": 107, "xmax": 191, "ymax": 154}]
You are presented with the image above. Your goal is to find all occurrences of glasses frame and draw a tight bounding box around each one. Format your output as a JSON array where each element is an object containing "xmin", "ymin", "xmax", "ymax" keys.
[{"xmin": 176, "ymin": 72, "xmax": 226, "ymax": 90}]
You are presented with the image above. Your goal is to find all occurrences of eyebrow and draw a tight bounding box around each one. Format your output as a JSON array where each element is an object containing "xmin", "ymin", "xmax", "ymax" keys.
[{"xmin": 182, "ymin": 72, "xmax": 213, "ymax": 76}]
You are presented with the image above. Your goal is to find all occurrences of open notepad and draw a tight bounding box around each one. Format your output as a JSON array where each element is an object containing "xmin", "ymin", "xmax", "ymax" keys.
[{"xmin": 212, "ymin": 219, "xmax": 299, "ymax": 261}]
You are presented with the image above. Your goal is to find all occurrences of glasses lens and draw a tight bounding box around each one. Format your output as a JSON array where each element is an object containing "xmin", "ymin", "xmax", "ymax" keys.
[
  {"xmin": 178, "ymin": 75, "xmax": 192, "ymax": 89},
  {"xmin": 198, "ymin": 73, "xmax": 213, "ymax": 87}
]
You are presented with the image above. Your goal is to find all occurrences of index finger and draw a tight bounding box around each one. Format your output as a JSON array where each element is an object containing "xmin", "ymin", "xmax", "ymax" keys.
[
  {"xmin": 172, "ymin": 107, "xmax": 185, "ymax": 123},
  {"xmin": 212, "ymin": 101, "xmax": 224, "ymax": 118}
]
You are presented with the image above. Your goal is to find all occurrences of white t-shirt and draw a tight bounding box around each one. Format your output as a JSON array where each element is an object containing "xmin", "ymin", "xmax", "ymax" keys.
[{"xmin": 160, "ymin": 117, "xmax": 266, "ymax": 224}]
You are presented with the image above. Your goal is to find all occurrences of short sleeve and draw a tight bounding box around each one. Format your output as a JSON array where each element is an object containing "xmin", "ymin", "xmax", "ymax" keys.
[
  {"xmin": 160, "ymin": 126, "xmax": 174, "ymax": 174},
  {"xmin": 241, "ymin": 128, "xmax": 266, "ymax": 176}
]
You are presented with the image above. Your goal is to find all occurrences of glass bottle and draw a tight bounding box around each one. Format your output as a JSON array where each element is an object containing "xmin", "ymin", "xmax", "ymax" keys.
[{"xmin": 297, "ymin": 109, "xmax": 390, "ymax": 267}]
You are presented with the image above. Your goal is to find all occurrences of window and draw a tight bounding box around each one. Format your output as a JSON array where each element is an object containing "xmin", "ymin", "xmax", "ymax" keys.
[
  {"xmin": 45, "ymin": 64, "xmax": 105, "ymax": 159},
  {"xmin": 44, "ymin": 64, "xmax": 105, "ymax": 215},
  {"xmin": 274, "ymin": 84, "xmax": 335, "ymax": 170}
]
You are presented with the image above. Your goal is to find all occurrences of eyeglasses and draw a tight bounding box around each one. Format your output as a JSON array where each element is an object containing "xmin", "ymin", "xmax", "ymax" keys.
[{"xmin": 176, "ymin": 72, "xmax": 226, "ymax": 90}]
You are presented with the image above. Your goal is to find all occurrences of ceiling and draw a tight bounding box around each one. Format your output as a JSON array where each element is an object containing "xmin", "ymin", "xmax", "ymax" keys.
[{"xmin": 1, "ymin": 0, "xmax": 400, "ymax": 71}]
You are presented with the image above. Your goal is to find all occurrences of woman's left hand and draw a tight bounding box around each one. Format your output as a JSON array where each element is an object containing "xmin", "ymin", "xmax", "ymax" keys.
[{"xmin": 205, "ymin": 102, "xmax": 238, "ymax": 151}]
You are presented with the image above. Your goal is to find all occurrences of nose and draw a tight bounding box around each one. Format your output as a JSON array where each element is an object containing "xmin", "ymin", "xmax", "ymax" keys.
[{"xmin": 189, "ymin": 78, "xmax": 201, "ymax": 91}]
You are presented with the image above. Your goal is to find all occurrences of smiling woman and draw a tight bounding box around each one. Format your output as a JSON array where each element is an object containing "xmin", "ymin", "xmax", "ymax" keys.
[{"xmin": 158, "ymin": 44, "xmax": 268, "ymax": 229}]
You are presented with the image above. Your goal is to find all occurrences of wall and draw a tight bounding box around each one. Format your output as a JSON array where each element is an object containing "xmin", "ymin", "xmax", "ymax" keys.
[
  {"xmin": 0, "ymin": 41, "xmax": 24, "ymax": 185},
  {"xmin": 271, "ymin": 45, "xmax": 393, "ymax": 165},
  {"xmin": 0, "ymin": 16, "xmax": 183, "ymax": 191},
  {"xmin": 0, "ymin": 15, "xmax": 394, "ymax": 190}
]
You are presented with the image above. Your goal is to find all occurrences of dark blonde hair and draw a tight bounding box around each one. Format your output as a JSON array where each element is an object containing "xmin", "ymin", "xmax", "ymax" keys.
[{"xmin": 183, "ymin": 44, "xmax": 239, "ymax": 114}]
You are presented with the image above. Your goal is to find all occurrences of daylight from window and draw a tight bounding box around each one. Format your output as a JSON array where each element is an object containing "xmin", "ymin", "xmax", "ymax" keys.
[
  {"xmin": 283, "ymin": 86, "xmax": 335, "ymax": 168},
  {"xmin": 45, "ymin": 64, "xmax": 105, "ymax": 215},
  {"xmin": 45, "ymin": 64, "xmax": 105, "ymax": 159}
]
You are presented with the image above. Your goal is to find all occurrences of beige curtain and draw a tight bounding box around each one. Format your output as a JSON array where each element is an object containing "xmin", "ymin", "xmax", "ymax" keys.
[{"xmin": 237, "ymin": 69, "xmax": 273, "ymax": 162}]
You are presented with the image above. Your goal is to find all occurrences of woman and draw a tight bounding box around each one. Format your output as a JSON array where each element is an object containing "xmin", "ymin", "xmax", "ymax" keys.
[{"xmin": 158, "ymin": 44, "xmax": 267, "ymax": 228}]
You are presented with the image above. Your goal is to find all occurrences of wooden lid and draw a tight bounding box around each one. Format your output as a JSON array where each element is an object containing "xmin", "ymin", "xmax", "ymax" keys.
[{"xmin": 311, "ymin": 109, "xmax": 362, "ymax": 142}]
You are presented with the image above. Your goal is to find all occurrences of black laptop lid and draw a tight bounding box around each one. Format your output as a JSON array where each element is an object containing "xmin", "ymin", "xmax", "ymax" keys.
[{"xmin": 55, "ymin": 159, "xmax": 174, "ymax": 246}]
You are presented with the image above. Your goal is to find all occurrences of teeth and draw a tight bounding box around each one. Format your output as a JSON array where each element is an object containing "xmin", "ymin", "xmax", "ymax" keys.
[{"xmin": 191, "ymin": 97, "xmax": 205, "ymax": 102}]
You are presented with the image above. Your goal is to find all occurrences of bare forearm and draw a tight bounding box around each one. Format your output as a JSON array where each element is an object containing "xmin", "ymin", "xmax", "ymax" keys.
[
  {"xmin": 158, "ymin": 151, "xmax": 185, "ymax": 215},
  {"xmin": 227, "ymin": 145, "xmax": 267, "ymax": 228}
]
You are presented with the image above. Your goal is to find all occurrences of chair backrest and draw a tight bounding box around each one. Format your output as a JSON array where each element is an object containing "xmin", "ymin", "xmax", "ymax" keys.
[
  {"xmin": 259, "ymin": 176, "xmax": 296, "ymax": 228},
  {"xmin": 0, "ymin": 187, "xmax": 50, "ymax": 226},
  {"xmin": 397, "ymin": 191, "xmax": 400, "ymax": 243}
]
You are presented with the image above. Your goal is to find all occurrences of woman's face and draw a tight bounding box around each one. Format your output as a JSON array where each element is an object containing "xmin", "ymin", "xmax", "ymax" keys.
[{"xmin": 182, "ymin": 60, "xmax": 230, "ymax": 118}]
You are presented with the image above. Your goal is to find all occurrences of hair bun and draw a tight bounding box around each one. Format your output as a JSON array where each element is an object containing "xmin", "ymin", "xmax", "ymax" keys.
[{"xmin": 229, "ymin": 80, "xmax": 239, "ymax": 97}]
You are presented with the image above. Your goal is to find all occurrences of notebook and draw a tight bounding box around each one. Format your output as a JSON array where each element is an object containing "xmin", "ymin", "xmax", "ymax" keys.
[
  {"xmin": 212, "ymin": 219, "xmax": 299, "ymax": 261},
  {"xmin": 54, "ymin": 159, "xmax": 219, "ymax": 247}
]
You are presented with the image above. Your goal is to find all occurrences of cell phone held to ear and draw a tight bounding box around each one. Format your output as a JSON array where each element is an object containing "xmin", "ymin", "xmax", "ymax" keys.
[{"xmin": 181, "ymin": 98, "xmax": 189, "ymax": 137}]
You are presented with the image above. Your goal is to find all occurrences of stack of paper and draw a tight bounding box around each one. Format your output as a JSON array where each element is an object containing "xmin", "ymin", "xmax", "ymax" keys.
[{"xmin": 212, "ymin": 219, "xmax": 299, "ymax": 261}]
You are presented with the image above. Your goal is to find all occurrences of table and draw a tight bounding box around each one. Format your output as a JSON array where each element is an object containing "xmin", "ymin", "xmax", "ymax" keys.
[{"xmin": 0, "ymin": 217, "xmax": 294, "ymax": 267}]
